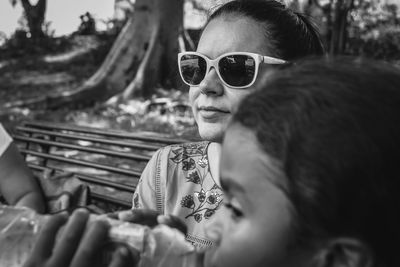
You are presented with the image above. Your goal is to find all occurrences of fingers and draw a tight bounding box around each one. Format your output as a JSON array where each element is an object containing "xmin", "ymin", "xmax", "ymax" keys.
[
  {"xmin": 117, "ymin": 209, "xmax": 188, "ymax": 234},
  {"xmin": 106, "ymin": 212, "xmax": 119, "ymax": 220},
  {"xmin": 157, "ymin": 215, "xmax": 188, "ymax": 235},
  {"xmin": 69, "ymin": 219, "xmax": 110, "ymax": 267},
  {"xmin": 24, "ymin": 212, "xmax": 68, "ymax": 266},
  {"xmin": 118, "ymin": 209, "xmax": 160, "ymax": 227},
  {"xmin": 47, "ymin": 209, "xmax": 90, "ymax": 267},
  {"xmin": 109, "ymin": 245, "xmax": 139, "ymax": 267}
]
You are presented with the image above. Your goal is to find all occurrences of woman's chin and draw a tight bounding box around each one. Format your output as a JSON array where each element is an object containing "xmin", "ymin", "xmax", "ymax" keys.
[{"xmin": 197, "ymin": 122, "xmax": 227, "ymax": 143}]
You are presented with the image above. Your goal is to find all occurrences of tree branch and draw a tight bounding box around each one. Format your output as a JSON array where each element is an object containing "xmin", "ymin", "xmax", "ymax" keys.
[
  {"xmin": 19, "ymin": 0, "xmax": 32, "ymax": 11},
  {"xmin": 36, "ymin": 0, "xmax": 47, "ymax": 18}
]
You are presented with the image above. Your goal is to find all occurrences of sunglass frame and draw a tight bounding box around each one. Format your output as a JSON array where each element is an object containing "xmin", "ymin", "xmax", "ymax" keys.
[{"xmin": 178, "ymin": 51, "xmax": 287, "ymax": 89}]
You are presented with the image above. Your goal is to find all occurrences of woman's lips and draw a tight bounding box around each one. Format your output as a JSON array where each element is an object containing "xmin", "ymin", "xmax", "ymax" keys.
[{"xmin": 198, "ymin": 106, "xmax": 230, "ymax": 120}]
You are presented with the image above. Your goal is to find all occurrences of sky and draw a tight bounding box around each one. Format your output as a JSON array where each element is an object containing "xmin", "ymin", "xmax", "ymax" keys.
[{"xmin": 0, "ymin": 0, "xmax": 115, "ymax": 37}]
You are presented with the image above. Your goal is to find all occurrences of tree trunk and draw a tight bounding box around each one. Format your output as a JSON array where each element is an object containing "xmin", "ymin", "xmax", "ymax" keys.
[
  {"xmin": 119, "ymin": 0, "xmax": 184, "ymax": 100},
  {"xmin": 20, "ymin": 0, "xmax": 46, "ymax": 40},
  {"xmin": 328, "ymin": 0, "xmax": 353, "ymax": 54},
  {"xmin": 44, "ymin": 0, "xmax": 184, "ymax": 108}
]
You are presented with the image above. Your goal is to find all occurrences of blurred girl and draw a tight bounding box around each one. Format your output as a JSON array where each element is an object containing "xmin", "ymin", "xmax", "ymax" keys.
[{"xmin": 204, "ymin": 57, "xmax": 400, "ymax": 267}]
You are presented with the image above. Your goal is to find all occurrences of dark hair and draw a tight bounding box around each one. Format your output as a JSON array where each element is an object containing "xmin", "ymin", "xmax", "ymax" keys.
[
  {"xmin": 232, "ymin": 57, "xmax": 400, "ymax": 266},
  {"xmin": 205, "ymin": 0, "xmax": 325, "ymax": 60}
]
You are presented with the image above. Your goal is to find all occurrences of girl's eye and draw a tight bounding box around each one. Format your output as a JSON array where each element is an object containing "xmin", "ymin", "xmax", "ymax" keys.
[{"xmin": 224, "ymin": 202, "xmax": 243, "ymax": 219}]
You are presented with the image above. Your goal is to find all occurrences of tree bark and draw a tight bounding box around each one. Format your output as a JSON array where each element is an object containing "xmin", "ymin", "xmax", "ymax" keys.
[
  {"xmin": 44, "ymin": 0, "xmax": 184, "ymax": 108},
  {"xmin": 119, "ymin": 0, "xmax": 184, "ymax": 100},
  {"xmin": 327, "ymin": 0, "xmax": 353, "ymax": 54},
  {"xmin": 20, "ymin": 0, "xmax": 46, "ymax": 40}
]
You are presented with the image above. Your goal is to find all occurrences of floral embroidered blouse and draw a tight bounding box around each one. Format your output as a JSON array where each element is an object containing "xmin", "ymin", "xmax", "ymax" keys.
[{"xmin": 132, "ymin": 141, "xmax": 223, "ymax": 248}]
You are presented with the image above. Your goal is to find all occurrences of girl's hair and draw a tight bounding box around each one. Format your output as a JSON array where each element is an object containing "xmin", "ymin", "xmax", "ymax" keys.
[
  {"xmin": 232, "ymin": 57, "xmax": 400, "ymax": 267},
  {"xmin": 206, "ymin": 0, "xmax": 325, "ymax": 60}
]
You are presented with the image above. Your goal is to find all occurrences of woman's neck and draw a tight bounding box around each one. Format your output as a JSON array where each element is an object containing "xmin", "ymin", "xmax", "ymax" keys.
[{"xmin": 207, "ymin": 142, "xmax": 222, "ymax": 186}]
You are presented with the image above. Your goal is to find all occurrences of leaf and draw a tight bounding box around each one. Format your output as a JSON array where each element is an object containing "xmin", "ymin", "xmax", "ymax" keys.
[
  {"xmin": 170, "ymin": 148, "xmax": 189, "ymax": 163},
  {"xmin": 186, "ymin": 171, "xmax": 201, "ymax": 184},
  {"xmin": 194, "ymin": 213, "xmax": 202, "ymax": 222},
  {"xmin": 180, "ymin": 195, "xmax": 195, "ymax": 209}
]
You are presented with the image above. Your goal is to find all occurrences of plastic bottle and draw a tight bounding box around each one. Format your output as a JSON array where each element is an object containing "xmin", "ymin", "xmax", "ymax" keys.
[{"xmin": 0, "ymin": 205, "xmax": 201, "ymax": 267}]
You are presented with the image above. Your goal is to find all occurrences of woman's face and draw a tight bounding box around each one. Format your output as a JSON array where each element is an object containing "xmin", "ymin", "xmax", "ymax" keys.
[
  {"xmin": 203, "ymin": 124, "xmax": 313, "ymax": 267},
  {"xmin": 189, "ymin": 16, "xmax": 271, "ymax": 142}
]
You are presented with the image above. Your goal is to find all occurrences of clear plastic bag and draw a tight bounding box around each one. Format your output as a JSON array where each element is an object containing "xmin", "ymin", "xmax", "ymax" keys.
[{"xmin": 0, "ymin": 205, "xmax": 200, "ymax": 267}]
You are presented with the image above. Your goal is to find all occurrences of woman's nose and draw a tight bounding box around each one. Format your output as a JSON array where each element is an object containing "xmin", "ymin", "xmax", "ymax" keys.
[{"xmin": 199, "ymin": 68, "xmax": 224, "ymax": 96}]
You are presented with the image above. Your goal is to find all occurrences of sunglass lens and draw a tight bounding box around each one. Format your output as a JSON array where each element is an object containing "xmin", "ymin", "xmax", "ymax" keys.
[
  {"xmin": 180, "ymin": 55, "xmax": 207, "ymax": 85},
  {"xmin": 219, "ymin": 55, "xmax": 255, "ymax": 87}
]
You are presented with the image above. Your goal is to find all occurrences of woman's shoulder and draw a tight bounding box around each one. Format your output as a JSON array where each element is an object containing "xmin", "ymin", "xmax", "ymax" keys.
[
  {"xmin": 163, "ymin": 141, "xmax": 210, "ymax": 162},
  {"xmin": 153, "ymin": 141, "xmax": 210, "ymax": 157},
  {"xmin": 150, "ymin": 141, "xmax": 210, "ymax": 174}
]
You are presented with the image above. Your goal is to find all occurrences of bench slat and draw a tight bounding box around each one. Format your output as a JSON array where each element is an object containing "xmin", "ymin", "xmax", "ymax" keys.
[
  {"xmin": 13, "ymin": 120, "xmax": 189, "ymax": 212},
  {"xmin": 28, "ymin": 164, "xmax": 136, "ymax": 192},
  {"xmin": 20, "ymin": 149, "xmax": 142, "ymax": 177},
  {"xmin": 23, "ymin": 121, "xmax": 188, "ymax": 144},
  {"xmin": 14, "ymin": 135, "xmax": 152, "ymax": 161},
  {"xmin": 16, "ymin": 126, "xmax": 162, "ymax": 151},
  {"xmin": 91, "ymin": 192, "xmax": 131, "ymax": 209}
]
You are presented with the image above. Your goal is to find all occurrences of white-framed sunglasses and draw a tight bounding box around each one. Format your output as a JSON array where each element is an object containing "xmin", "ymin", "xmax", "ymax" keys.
[{"xmin": 178, "ymin": 51, "xmax": 287, "ymax": 89}]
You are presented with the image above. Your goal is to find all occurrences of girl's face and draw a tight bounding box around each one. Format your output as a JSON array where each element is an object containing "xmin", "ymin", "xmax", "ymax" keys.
[
  {"xmin": 204, "ymin": 124, "xmax": 313, "ymax": 267},
  {"xmin": 189, "ymin": 16, "xmax": 271, "ymax": 143}
]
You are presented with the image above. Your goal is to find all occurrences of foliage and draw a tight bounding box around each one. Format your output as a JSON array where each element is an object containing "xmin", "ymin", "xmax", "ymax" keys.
[
  {"xmin": 347, "ymin": 0, "xmax": 400, "ymax": 60},
  {"xmin": 2, "ymin": 89, "xmax": 198, "ymax": 140},
  {"xmin": 62, "ymin": 89, "xmax": 198, "ymax": 139},
  {"xmin": 0, "ymin": 33, "xmax": 71, "ymax": 60}
]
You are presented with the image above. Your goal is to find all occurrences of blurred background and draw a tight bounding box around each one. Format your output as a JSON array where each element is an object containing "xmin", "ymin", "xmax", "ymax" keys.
[{"xmin": 0, "ymin": 0, "xmax": 399, "ymax": 138}]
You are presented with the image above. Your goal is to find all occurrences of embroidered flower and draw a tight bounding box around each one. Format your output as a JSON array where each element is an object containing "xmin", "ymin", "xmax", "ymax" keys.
[
  {"xmin": 204, "ymin": 209, "xmax": 215, "ymax": 219},
  {"xmin": 170, "ymin": 149, "xmax": 185, "ymax": 163},
  {"xmin": 194, "ymin": 213, "xmax": 202, "ymax": 222},
  {"xmin": 182, "ymin": 158, "xmax": 196, "ymax": 171},
  {"xmin": 184, "ymin": 144, "xmax": 204, "ymax": 156},
  {"xmin": 186, "ymin": 171, "xmax": 201, "ymax": 184},
  {"xmin": 181, "ymin": 195, "xmax": 195, "ymax": 209},
  {"xmin": 195, "ymin": 189, "xmax": 206, "ymax": 203},
  {"xmin": 206, "ymin": 190, "xmax": 223, "ymax": 205},
  {"xmin": 198, "ymin": 156, "xmax": 208, "ymax": 168},
  {"xmin": 207, "ymin": 194, "xmax": 217, "ymax": 204}
]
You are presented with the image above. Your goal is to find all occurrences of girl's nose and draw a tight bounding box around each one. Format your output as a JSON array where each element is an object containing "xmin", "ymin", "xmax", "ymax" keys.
[
  {"xmin": 199, "ymin": 68, "xmax": 224, "ymax": 96},
  {"xmin": 204, "ymin": 205, "xmax": 225, "ymax": 245}
]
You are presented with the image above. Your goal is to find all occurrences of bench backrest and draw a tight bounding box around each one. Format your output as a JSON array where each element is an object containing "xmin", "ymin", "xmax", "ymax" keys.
[{"xmin": 12, "ymin": 121, "xmax": 188, "ymax": 211}]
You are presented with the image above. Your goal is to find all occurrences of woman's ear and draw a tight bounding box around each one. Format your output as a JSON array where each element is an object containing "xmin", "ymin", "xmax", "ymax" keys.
[{"xmin": 311, "ymin": 238, "xmax": 374, "ymax": 267}]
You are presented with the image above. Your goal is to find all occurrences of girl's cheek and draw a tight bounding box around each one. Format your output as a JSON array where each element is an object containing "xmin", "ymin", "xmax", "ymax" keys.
[{"xmin": 204, "ymin": 205, "xmax": 232, "ymax": 244}]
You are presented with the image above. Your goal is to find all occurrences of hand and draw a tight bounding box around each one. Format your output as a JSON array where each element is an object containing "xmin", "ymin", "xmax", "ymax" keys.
[
  {"xmin": 110, "ymin": 209, "xmax": 187, "ymax": 235},
  {"xmin": 23, "ymin": 209, "xmax": 137, "ymax": 267}
]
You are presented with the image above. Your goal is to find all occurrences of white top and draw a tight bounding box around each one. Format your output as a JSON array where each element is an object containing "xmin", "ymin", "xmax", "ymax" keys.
[{"xmin": 0, "ymin": 124, "xmax": 12, "ymax": 156}]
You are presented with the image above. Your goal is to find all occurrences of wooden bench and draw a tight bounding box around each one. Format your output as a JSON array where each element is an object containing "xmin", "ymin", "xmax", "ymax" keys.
[{"xmin": 11, "ymin": 121, "xmax": 189, "ymax": 212}]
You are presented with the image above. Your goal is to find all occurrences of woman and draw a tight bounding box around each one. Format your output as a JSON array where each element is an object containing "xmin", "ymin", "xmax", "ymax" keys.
[{"xmin": 130, "ymin": 0, "xmax": 325, "ymax": 248}]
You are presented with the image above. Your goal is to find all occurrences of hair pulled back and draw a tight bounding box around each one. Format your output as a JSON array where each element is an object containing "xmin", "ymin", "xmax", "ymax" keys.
[{"xmin": 206, "ymin": 0, "xmax": 325, "ymax": 60}]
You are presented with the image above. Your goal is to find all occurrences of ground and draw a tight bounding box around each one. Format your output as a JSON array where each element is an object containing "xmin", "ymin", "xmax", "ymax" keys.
[{"xmin": 0, "ymin": 34, "xmax": 198, "ymax": 139}]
